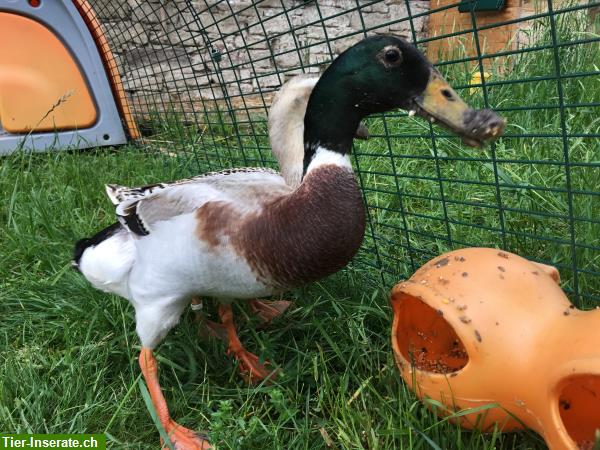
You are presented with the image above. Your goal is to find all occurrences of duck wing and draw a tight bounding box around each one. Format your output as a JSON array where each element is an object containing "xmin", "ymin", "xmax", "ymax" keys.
[{"xmin": 107, "ymin": 168, "xmax": 290, "ymax": 236}]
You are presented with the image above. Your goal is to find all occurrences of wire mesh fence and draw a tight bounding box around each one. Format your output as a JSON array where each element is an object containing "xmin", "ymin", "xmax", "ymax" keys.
[{"xmin": 86, "ymin": 0, "xmax": 600, "ymax": 306}]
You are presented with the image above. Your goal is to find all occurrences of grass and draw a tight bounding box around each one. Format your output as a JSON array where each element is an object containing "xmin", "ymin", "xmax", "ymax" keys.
[
  {"xmin": 1, "ymin": 4, "xmax": 599, "ymax": 450},
  {"xmin": 1, "ymin": 148, "xmax": 552, "ymax": 450}
]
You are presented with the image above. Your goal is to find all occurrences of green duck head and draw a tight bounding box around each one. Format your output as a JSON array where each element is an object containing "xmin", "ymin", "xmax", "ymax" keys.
[{"xmin": 303, "ymin": 35, "xmax": 505, "ymax": 171}]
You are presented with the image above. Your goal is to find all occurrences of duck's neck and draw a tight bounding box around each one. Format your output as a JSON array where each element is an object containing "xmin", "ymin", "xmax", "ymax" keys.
[
  {"xmin": 304, "ymin": 146, "xmax": 353, "ymax": 175},
  {"xmin": 303, "ymin": 74, "xmax": 363, "ymax": 174}
]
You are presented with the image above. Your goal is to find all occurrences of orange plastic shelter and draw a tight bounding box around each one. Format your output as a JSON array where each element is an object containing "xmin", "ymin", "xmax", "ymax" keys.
[{"xmin": 0, "ymin": 0, "xmax": 139, "ymax": 154}]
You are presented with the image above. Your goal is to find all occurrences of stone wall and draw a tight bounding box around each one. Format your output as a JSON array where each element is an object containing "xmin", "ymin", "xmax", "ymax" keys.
[{"xmin": 90, "ymin": 0, "xmax": 430, "ymax": 118}]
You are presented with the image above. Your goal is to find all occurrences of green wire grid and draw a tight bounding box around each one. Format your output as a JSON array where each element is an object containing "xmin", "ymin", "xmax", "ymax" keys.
[{"xmin": 87, "ymin": 0, "xmax": 600, "ymax": 306}]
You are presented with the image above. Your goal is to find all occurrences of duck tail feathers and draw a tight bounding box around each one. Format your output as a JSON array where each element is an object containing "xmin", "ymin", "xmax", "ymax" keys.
[
  {"xmin": 73, "ymin": 223, "xmax": 135, "ymax": 299},
  {"xmin": 105, "ymin": 184, "xmax": 127, "ymax": 205}
]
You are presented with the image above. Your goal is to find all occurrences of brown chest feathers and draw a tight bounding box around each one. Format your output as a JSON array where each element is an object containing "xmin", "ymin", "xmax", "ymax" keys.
[
  {"xmin": 196, "ymin": 165, "xmax": 366, "ymax": 289},
  {"xmin": 238, "ymin": 165, "xmax": 366, "ymax": 288}
]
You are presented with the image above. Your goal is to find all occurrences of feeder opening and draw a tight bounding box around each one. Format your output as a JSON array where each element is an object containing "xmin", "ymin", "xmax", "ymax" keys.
[
  {"xmin": 557, "ymin": 374, "xmax": 600, "ymax": 449},
  {"xmin": 394, "ymin": 294, "xmax": 468, "ymax": 374}
]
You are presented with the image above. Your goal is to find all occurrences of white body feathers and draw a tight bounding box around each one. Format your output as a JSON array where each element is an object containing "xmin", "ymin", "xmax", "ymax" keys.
[{"xmin": 77, "ymin": 169, "xmax": 293, "ymax": 348}]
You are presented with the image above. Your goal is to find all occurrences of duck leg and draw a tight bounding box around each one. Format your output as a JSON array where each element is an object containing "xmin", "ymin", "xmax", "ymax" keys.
[
  {"xmin": 139, "ymin": 347, "xmax": 211, "ymax": 450},
  {"xmin": 248, "ymin": 299, "xmax": 292, "ymax": 324},
  {"xmin": 218, "ymin": 303, "xmax": 277, "ymax": 384},
  {"xmin": 191, "ymin": 298, "xmax": 227, "ymax": 341},
  {"xmin": 193, "ymin": 297, "xmax": 291, "ymax": 328}
]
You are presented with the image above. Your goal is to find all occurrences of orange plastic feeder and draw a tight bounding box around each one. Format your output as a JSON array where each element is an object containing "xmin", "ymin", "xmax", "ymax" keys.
[{"xmin": 391, "ymin": 247, "xmax": 600, "ymax": 450}]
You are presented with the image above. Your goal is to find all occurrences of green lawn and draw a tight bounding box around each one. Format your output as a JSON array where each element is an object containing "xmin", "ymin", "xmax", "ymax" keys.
[{"xmin": 1, "ymin": 147, "xmax": 552, "ymax": 449}]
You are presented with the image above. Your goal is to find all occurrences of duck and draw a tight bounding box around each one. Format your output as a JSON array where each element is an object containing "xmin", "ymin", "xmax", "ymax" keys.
[
  {"xmin": 191, "ymin": 73, "xmax": 370, "ymax": 329},
  {"xmin": 73, "ymin": 35, "xmax": 505, "ymax": 450}
]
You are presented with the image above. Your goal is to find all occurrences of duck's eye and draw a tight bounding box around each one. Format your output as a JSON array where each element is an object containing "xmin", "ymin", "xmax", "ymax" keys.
[{"xmin": 385, "ymin": 49, "xmax": 401, "ymax": 63}]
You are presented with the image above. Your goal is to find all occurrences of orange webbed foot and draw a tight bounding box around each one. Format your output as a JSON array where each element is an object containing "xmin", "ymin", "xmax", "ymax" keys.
[
  {"xmin": 218, "ymin": 303, "xmax": 279, "ymax": 384},
  {"xmin": 249, "ymin": 299, "xmax": 292, "ymax": 324},
  {"xmin": 162, "ymin": 420, "xmax": 211, "ymax": 450},
  {"xmin": 228, "ymin": 347, "xmax": 278, "ymax": 384},
  {"xmin": 139, "ymin": 348, "xmax": 212, "ymax": 450}
]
